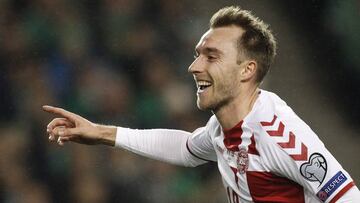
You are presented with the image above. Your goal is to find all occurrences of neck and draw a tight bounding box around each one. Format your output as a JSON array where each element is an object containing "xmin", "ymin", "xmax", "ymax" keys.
[{"xmin": 214, "ymin": 85, "xmax": 259, "ymax": 130}]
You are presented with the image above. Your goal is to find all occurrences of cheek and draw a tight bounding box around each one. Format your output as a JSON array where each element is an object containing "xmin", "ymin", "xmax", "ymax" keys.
[
  {"xmin": 216, "ymin": 66, "xmax": 239, "ymax": 85},
  {"xmin": 209, "ymin": 60, "xmax": 240, "ymax": 87},
  {"xmin": 220, "ymin": 69, "xmax": 242, "ymax": 96}
]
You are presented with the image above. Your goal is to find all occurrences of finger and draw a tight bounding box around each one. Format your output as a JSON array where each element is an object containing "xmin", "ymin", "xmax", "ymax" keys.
[
  {"xmin": 52, "ymin": 126, "xmax": 81, "ymax": 138},
  {"xmin": 58, "ymin": 134, "xmax": 83, "ymax": 146},
  {"xmin": 47, "ymin": 118, "xmax": 74, "ymax": 132},
  {"xmin": 49, "ymin": 126, "xmax": 66, "ymax": 142},
  {"xmin": 54, "ymin": 128, "xmax": 71, "ymax": 145},
  {"xmin": 42, "ymin": 105, "xmax": 79, "ymax": 123},
  {"xmin": 57, "ymin": 136, "xmax": 65, "ymax": 146},
  {"xmin": 58, "ymin": 136, "xmax": 72, "ymax": 146},
  {"xmin": 49, "ymin": 134, "xmax": 55, "ymax": 142},
  {"xmin": 59, "ymin": 136, "xmax": 71, "ymax": 142},
  {"xmin": 47, "ymin": 119, "xmax": 73, "ymax": 141}
]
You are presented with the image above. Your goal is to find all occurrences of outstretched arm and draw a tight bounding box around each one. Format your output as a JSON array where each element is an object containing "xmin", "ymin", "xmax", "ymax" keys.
[
  {"xmin": 43, "ymin": 105, "xmax": 116, "ymax": 146},
  {"xmin": 43, "ymin": 105, "xmax": 213, "ymax": 167}
]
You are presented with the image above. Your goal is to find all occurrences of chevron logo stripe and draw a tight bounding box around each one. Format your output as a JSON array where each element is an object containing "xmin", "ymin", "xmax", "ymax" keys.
[
  {"xmin": 260, "ymin": 115, "xmax": 277, "ymax": 126},
  {"xmin": 289, "ymin": 143, "xmax": 308, "ymax": 161},
  {"xmin": 266, "ymin": 122, "xmax": 285, "ymax": 137},
  {"xmin": 278, "ymin": 132, "xmax": 296, "ymax": 148},
  {"xmin": 261, "ymin": 115, "xmax": 308, "ymax": 162}
]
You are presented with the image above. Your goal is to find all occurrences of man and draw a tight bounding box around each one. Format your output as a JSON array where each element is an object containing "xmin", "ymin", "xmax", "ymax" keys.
[{"xmin": 43, "ymin": 6, "xmax": 360, "ymax": 203}]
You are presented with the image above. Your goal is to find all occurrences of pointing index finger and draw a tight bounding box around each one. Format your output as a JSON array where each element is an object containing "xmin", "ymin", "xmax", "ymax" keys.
[{"xmin": 42, "ymin": 105, "xmax": 78, "ymax": 122}]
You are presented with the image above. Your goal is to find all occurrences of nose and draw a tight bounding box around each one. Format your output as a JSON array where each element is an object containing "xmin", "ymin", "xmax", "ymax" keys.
[{"xmin": 188, "ymin": 57, "xmax": 203, "ymax": 74}]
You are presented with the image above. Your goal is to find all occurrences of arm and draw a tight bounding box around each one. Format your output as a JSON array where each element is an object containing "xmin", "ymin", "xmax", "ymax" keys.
[
  {"xmin": 43, "ymin": 105, "xmax": 212, "ymax": 167},
  {"xmin": 258, "ymin": 113, "xmax": 360, "ymax": 202},
  {"xmin": 115, "ymin": 127, "xmax": 207, "ymax": 167}
]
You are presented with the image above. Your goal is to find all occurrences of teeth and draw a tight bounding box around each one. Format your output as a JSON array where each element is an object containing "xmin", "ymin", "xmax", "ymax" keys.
[
  {"xmin": 197, "ymin": 81, "xmax": 211, "ymax": 87},
  {"xmin": 196, "ymin": 80, "xmax": 212, "ymax": 91},
  {"xmin": 199, "ymin": 81, "xmax": 211, "ymax": 86}
]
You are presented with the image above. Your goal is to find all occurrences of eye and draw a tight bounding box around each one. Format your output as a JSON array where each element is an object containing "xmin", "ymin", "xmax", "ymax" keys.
[{"xmin": 207, "ymin": 55, "xmax": 217, "ymax": 61}]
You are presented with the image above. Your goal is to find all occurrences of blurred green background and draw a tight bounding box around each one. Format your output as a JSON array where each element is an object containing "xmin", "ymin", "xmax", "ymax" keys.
[{"xmin": 0, "ymin": 0, "xmax": 359, "ymax": 202}]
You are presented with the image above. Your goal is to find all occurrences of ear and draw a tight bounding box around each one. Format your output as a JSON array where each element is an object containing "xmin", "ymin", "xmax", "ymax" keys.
[{"xmin": 240, "ymin": 60, "xmax": 257, "ymax": 82}]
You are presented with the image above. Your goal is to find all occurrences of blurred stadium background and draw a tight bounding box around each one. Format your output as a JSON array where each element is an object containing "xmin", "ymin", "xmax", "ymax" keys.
[{"xmin": 0, "ymin": 0, "xmax": 359, "ymax": 202}]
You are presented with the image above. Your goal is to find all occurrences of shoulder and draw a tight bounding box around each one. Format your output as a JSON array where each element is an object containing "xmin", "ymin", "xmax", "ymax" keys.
[
  {"xmin": 204, "ymin": 115, "xmax": 220, "ymax": 130},
  {"xmin": 248, "ymin": 90, "xmax": 313, "ymax": 139},
  {"xmin": 248, "ymin": 90, "xmax": 323, "ymax": 162},
  {"xmin": 249, "ymin": 90, "xmax": 291, "ymax": 123},
  {"xmin": 245, "ymin": 90, "xmax": 290, "ymax": 137},
  {"xmin": 257, "ymin": 90, "xmax": 321, "ymax": 145},
  {"xmin": 246, "ymin": 91, "xmax": 357, "ymax": 202},
  {"xmin": 205, "ymin": 115, "xmax": 222, "ymax": 138},
  {"xmin": 191, "ymin": 115, "xmax": 221, "ymax": 141}
]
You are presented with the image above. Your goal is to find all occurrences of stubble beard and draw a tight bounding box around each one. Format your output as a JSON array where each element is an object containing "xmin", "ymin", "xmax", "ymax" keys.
[{"xmin": 196, "ymin": 85, "xmax": 232, "ymax": 113}]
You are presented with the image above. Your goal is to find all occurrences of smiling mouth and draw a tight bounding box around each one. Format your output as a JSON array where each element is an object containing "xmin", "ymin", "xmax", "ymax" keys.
[{"xmin": 197, "ymin": 81, "xmax": 212, "ymax": 93}]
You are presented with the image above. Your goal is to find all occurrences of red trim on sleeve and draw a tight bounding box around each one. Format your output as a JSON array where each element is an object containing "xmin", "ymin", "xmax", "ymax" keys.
[{"xmin": 329, "ymin": 181, "xmax": 355, "ymax": 203}]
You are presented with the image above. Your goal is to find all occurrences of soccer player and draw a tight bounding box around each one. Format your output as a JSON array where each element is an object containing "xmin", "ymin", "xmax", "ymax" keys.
[{"xmin": 43, "ymin": 6, "xmax": 360, "ymax": 202}]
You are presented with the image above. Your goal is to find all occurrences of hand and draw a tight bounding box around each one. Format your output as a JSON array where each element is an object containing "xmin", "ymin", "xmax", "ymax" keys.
[{"xmin": 42, "ymin": 105, "xmax": 116, "ymax": 146}]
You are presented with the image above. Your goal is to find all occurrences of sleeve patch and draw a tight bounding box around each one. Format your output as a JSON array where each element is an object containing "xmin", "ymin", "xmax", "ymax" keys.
[
  {"xmin": 316, "ymin": 171, "xmax": 347, "ymax": 202},
  {"xmin": 300, "ymin": 153, "xmax": 327, "ymax": 186}
]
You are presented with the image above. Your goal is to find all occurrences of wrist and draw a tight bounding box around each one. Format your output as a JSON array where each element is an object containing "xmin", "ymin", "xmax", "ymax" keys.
[{"xmin": 96, "ymin": 124, "xmax": 117, "ymax": 146}]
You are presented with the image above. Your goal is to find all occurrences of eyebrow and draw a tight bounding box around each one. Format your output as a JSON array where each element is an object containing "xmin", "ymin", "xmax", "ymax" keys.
[{"xmin": 195, "ymin": 47, "xmax": 223, "ymax": 56}]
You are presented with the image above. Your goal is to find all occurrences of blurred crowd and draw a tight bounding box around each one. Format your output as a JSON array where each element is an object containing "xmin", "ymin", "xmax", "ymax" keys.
[
  {"xmin": 1, "ymin": 0, "xmax": 359, "ymax": 203},
  {"xmin": 0, "ymin": 0, "xmax": 225, "ymax": 202}
]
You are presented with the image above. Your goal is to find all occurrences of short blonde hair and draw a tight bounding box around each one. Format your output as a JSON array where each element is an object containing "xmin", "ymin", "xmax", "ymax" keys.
[{"xmin": 210, "ymin": 6, "xmax": 276, "ymax": 83}]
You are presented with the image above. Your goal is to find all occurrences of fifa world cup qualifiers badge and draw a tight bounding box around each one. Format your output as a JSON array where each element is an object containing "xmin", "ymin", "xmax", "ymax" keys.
[
  {"xmin": 300, "ymin": 153, "xmax": 327, "ymax": 185},
  {"xmin": 236, "ymin": 147, "xmax": 249, "ymax": 174}
]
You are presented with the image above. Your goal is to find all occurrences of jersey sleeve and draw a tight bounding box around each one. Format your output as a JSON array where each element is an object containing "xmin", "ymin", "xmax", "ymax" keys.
[
  {"xmin": 186, "ymin": 124, "xmax": 217, "ymax": 163},
  {"xmin": 115, "ymin": 118, "xmax": 217, "ymax": 167},
  {"xmin": 258, "ymin": 113, "xmax": 359, "ymax": 203}
]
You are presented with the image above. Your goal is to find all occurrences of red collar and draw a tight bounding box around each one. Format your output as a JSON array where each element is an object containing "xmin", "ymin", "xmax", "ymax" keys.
[{"xmin": 223, "ymin": 120, "xmax": 244, "ymax": 152}]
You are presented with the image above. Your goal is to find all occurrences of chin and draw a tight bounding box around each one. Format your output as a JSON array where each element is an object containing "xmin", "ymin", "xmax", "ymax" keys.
[
  {"xmin": 196, "ymin": 103, "xmax": 206, "ymax": 111},
  {"xmin": 197, "ymin": 100, "xmax": 214, "ymax": 111},
  {"xmin": 196, "ymin": 100, "xmax": 206, "ymax": 111}
]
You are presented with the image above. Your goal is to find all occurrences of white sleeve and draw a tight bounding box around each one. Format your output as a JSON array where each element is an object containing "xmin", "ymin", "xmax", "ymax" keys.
[
  {"xmin": 259, "ymin": 112, "xmax": 359, "ymax": 203},
  {"xmin": 115, "ymin": 127, "xmax": 213, "ymax": 167},
  {"xmin": 336, "ymin": 186, "xmax": 360, "ymax": 203}
]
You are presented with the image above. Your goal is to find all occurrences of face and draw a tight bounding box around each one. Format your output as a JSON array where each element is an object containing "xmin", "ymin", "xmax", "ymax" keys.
[{"xmin": 188, "ymin": 26, "xmax": 247, "ymax": 111}]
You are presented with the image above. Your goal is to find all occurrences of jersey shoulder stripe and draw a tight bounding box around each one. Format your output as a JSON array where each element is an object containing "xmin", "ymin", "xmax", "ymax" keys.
[{"xmin": 260, "ymin": 114, "xmax": 308, "ymax": 161}]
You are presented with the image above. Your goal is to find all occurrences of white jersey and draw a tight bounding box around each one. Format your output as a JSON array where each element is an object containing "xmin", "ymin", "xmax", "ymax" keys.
[
  {"xmin": 187, "ymin": 90, "xmax": 356, "ymax": 203},
  {"xmin": 116, "ymin": 90, "xmax": 359, "ymax": 203}
]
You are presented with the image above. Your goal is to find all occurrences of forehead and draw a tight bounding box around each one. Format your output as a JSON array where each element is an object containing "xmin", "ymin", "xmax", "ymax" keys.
[{"xmin": 196, "ymin": 26, "xmax": 244, "ymax": 52}]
